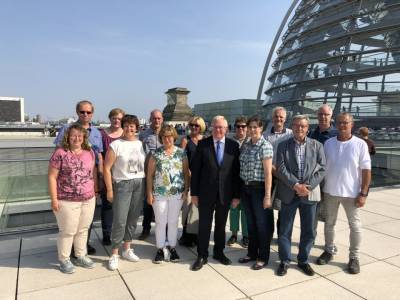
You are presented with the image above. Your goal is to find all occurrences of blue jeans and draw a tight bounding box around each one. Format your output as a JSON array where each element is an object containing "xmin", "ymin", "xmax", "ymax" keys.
[
  {"xmin": 278, "ymin": 197, "xmax": 316, "ymax": 264},
  {"xmin": 241, "ymin": 186, "xmax": 274, "ymax": 262}
]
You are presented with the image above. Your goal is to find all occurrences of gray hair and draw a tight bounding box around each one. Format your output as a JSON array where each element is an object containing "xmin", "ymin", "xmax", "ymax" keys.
[
  {"xmin": 291, "ymin": 114, "xmax": 309, "ymax": 124},
  {"xmin": 272, "ymin": 106, "xmax": 287, "ymax": 117},
  {"xmin": 212, "ymin": 115, "xmax": 228, "ymax": 127},
  {"xmin": 317, "ymin": 104, "xmax": 333, "ymax": 115}
]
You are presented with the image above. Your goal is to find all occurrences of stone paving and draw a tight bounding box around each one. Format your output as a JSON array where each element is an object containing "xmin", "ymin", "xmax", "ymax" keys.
[{"xmin": 1, "ymin": 186, "xmax": 400, "ymax": 300}]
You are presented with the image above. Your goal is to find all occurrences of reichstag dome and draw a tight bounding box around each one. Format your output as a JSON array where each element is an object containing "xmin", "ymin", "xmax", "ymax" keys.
[
  {"xmin": 259, "ymin": 0, "xmax": 400, "ymax": 185},
  {"xmin": 261, "ymin": 0, "xmax": 400, "ymax": 125}
]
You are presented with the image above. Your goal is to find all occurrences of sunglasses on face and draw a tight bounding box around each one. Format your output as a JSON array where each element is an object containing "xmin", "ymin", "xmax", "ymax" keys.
[
  {"xmin": 189, "ymin": 124, "xmax": 200, "ymax": 128},
  {"xmin": 79, "ymin": 111, "xmax": 92, "ymax": 115},
  {"xmin": 235, "ymin": 125, "xmax": 246, "ymax": 129}
]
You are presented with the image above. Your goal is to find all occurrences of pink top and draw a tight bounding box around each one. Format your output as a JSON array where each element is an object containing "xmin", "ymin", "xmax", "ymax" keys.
[{"xmin": 49, "ymin": 148, "xmax": 95, "ymax": 201}]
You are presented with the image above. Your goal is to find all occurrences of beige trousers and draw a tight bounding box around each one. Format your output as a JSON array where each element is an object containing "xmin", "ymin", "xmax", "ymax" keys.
[{"xmin": 54, "ymin": 197, "xmax": 96, "ymax": 261}]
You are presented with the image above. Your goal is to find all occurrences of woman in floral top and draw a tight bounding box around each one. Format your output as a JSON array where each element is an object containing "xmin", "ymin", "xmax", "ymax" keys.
[{"xmin": 147, "ymin": 125, "xmax": 190, "ymax": 263}]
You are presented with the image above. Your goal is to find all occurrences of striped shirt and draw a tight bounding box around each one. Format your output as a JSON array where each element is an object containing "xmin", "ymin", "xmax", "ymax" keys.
[{"xmin": 240, "ymin": 136, "xmax": 273, "ymax": 183}]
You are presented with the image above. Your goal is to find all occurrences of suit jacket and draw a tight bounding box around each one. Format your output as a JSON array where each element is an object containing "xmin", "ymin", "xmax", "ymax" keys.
[
  {"xmin": 190, "ymin": 136, "xmax": 240, "ymax": 205},
  {"xmin": 275, "ymin": 137, "xmax": 326, "ymax": 204}
]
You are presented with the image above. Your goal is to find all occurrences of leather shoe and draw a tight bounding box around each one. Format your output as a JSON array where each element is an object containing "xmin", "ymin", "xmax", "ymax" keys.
[
  {"xmin": 298, "ymin": 263, "xmax": 315, "ymax": 276},
  {"xmin": 192, "ymin": 257, "xmax": 208, "ymax": 271},
  {"xmin": 213, "ymin": 253, "xmax": 232, "ymax": 265},
  {"xmin": 277, "ymin": 262, "xmax": 289, "ymax": 276},
  {"xmin": 238, "ymin": 256, "xmax": 255, "ymax": 264},
  {"xmin": 251, "ymin": 261, "xmax": 267, "ymax": 270}
]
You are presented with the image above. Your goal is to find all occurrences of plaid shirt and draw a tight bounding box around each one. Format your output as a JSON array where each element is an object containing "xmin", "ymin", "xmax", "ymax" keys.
[
  {"xmin": 294, "ymin": 139, "xmax": 306, "ymax": 181},
  {"xmin": 240, "ymin": 136, "xmax": 273, "ymax": 183}
]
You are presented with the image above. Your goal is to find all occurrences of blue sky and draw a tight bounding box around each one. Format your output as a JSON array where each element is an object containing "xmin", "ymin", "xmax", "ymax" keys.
[{"xmin": 0, "ymin": 0, "xmax": 292, "ymax": 121}]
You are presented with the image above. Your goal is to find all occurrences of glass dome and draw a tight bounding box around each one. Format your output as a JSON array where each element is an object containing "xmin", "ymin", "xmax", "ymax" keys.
[
  {"xmin": 261, "ymin": 0, "xmax": 400, "ymax": 186},
  {"xmin": 263, "ymin": 0, "xmax": 400, "ymax": 126}
]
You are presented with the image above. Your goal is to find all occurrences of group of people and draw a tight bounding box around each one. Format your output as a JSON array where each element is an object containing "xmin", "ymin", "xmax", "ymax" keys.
[{"xmin": 48, "ymin": 100, "xmax": 371, "ymax": 277}]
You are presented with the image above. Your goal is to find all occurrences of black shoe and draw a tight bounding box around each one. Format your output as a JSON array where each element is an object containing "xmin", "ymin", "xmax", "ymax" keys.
[
  {"xmin": 238, "ymin": 256, "xmax": 255, "ymax": 264},
  {"xmin": 153, "ymin": 249, "xmax": 164, "ymax": 264},
  {"xmin": 277, "ymin": 263, "xmax": 289, "ymax": 276},
  {"xmin": 348, "ymin": 258, "xmax": 360, "ymax": 274},
  {"xmin": 212, "ymin": 253, "xmax": 232, "ymax": 265},
  {"xmin": 138, "ymin": 229, "xmax": 150, "ymax": 241},
  {"xmin": 241, "ymin": 236, "xmax": 249, "ymax": 248},
  {"xmin": 227, "ymin": 235, "xmax": 237, "ymax": 246},
  {"xmin": 169, "ymin": 247, "xmax": 180, "ymax": 263},
  {"xmin": 192, "ymin": 257, "xmax": 208, "ymax": 271},
  {"xmin": 87, "ymin": 244, "xmax": 96, "ymax": 255},
  {"xmin": 251, "ymin": 261, "xmax": 267, "ymax": 270},
  {"xmin": 316, "ymin": 251, "xmax": 333, "ymax": 265},
  {"xmin": 298, "ymin": 263, "xmax": 315, "ymax": 276},
  {"xmin": 102, "ymin": 236, "xmax": 111, "ymax": 246}
]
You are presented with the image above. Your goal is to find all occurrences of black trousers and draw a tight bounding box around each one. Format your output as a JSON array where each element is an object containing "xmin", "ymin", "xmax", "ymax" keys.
[
  {"xmin": 197, "ymin": 198, "xmax": 230, "ymax": 258},
  {"xmin": 142, "ymin": 201, "xmax": 154, "ymax": 231},
  {"xmin": 100, "ymin": 191, "xmax": 113, "ymax": 238}
]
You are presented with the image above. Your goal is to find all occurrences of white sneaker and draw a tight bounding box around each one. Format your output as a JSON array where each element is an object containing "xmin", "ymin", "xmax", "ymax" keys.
[
  {"xmin": 108, "ymin": 255, "xmax": 119, "ymax": 271},
  {"xmin": 122, "ymin": 249, "xmax": 140, "ymax": 262}
]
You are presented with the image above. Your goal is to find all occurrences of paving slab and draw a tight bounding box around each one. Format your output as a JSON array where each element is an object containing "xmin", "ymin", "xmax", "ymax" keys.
[
  {"xmin": 209, "ymin": 249, "xmax": 321, "ymax": 297},
  {"xmin": 18, "ymin": 275, "xmax": 132, "ymax": 300},
  {"xmin": 0, "ymin": 236, "xmax": 20, "ymax": 259},
  {"xmin": 365, "ymin": 219, "xmax": 400, "ymax": 238},
  {"xmin": 327, "ymin": 261, "xmax": 400, "ymax": 300},
  {"xmin": 362, "ymin": 201, "xmax": 400, "ymax": 219},
  {"xmin": 0, "ymin": 256, "xmax": 18, "ymax": 299},
  {"xmin": 17, "ymin": 240, "xmax": 114, "ymax": 294},
  {"xmin": 384, "ymin": 255, "xmax": 400, "ymax": 268},
  {"xmin": 368, "ymin": 192, "xmax": 400, "ymax": 207},
  {"xmin": 122, "ymin": 260, "xmax": 245, "ymax": 300},
  {"xmin": 332, "ymin": 227, "xmax": 400, "ymax": 260},
  {"xmin": 252, "ymin": 277, "xmax": 362, "ymax": 299},
  {"xmin": 20, "ymin": 233, "xmax": 58, "ymax": 256}
]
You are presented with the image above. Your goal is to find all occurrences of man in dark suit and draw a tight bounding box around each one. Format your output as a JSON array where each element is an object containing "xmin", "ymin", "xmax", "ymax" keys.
[
  {"xmin": 190, "ymin": 115, "xmax": 240, "ymax": 271},
  {"xmin": 274, "ymin": 115, "xmax": 326, "ymax": 277}
]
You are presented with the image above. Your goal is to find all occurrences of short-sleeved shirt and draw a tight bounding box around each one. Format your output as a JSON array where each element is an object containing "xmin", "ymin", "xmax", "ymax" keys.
[
  {"xmin": 49, "ymin": 148, "xmax": 95, "ymax": 201},
  {"xmin": 109, "ymin": 139, "xmax": 146, "ymax": 182},
  {"xmin": 139, "ymin": 127, "xmax": 162, "ymax": 154},
  {"xmin": 54, "ymin": 122, "xmax": 103, "ymax": 163},
  {"xmin": 240, "ymin": 136, "xmax": 273, "ymax": 183},
  {"xmin": 323, "ymin": 136, "xmax": 371, "ymax": 198},
  {"xmin": 153, "ymin": 146, "xmax": 186, "ymax": 196}
]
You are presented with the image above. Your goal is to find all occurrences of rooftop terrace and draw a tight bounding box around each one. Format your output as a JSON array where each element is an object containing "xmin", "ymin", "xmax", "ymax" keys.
[{"xmin": 1, "ymin": 186, "xmax": 400, "ymax": 300}]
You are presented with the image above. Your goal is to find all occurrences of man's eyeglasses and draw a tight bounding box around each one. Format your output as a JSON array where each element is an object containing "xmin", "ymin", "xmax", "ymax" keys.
[
  {"xmin": 235, "ymin": 125, "xmax": 247, "ymax": 129},
  {"xmin": 337, "ymin": 121, "xmax": 351, "ymax": 125},
  {"xmin": 189, "ymin": 123, "xmax": 200, "ymax": 128},
  {"xmin": 79, "ymin": 111, "xmax": 92, "ymax": 115}
]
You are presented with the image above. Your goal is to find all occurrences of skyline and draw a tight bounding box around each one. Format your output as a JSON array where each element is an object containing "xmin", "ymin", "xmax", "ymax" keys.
[{"xmin": 0, "ymin": 1, "xmax": 292, "ymax": 121}]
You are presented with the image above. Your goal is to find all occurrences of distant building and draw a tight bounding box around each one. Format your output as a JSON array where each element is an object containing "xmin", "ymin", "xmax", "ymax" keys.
[
  {"xmin": 193, "ymin": 99, "xmax": 263, "ymax": 126},
  {"xmin": 0, "ymin": 97, "xmax": 25, "ymax": 123},
  {"xmin": 162, "ymin": 87, "xmax": 193, "ymax": 127}
]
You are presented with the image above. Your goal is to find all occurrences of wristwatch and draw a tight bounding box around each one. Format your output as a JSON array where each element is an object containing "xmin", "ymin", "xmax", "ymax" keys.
[{"xmin": 359, "ymin": 191, "xmax": 368, "ymax": 197}]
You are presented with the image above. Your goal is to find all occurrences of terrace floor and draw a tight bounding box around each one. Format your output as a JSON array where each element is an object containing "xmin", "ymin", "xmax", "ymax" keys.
[{"xmin": 1, "ymin": 186, "xmax": 400, "ymax": 300}]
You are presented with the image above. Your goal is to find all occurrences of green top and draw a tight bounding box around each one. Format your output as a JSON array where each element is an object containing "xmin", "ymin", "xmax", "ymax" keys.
[{"xmin": 153, "ymin": 146, "xmax": 186, "ymax": 196}]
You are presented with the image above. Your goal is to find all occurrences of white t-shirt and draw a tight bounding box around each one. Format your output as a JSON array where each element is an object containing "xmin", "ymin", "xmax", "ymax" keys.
[
  {"xmin": 109, "ymin": 139, "xmax": 146, "ymax": 182},
  {"xmin": 323, "ymin": 136, "xmax": 371, "ymax": 198}
]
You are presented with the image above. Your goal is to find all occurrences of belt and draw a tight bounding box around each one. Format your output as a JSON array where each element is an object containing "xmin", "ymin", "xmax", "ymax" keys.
[{"xmin": 244, "ymin": 181, "xmax": 264, "ymax": 187}]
